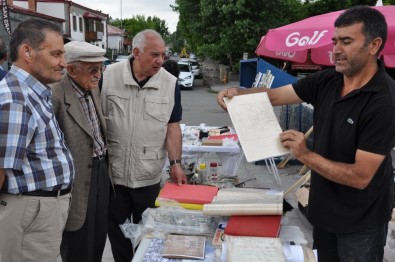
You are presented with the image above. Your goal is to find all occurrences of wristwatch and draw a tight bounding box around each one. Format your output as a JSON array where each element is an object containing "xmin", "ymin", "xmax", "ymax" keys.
[{"xmin": 169, "ymin": 159, "xmax": 181, "ymax": 166}]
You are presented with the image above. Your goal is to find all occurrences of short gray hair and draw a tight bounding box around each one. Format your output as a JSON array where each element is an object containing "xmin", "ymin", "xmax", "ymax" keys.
[
  {"xmin": 132, "ymin": 29, "xmax": 163, "ymax": 52},
  {"xmin": 10, "ymin": 18, "xmax": 63, "ymax": 62}
]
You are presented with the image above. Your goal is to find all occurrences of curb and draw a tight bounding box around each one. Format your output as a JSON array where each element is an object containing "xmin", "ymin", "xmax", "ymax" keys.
[{"xmin": 210, "ymin": 81, "xmax": 239, "ymax": 93}]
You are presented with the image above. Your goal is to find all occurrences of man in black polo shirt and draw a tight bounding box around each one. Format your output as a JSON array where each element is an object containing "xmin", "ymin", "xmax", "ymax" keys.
[{"xmin": 217, "ymin": 6, "xmax": 395, "ymax": 262}]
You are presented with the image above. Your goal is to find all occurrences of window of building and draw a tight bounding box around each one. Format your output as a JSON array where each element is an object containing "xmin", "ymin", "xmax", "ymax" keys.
[
  {"xmin": 72, "ymin": 15, "xmax": 77, "ymax": 31},
  {"xmin": 97, "ymin": 22, "xmax": 103, "ymax": 32},
  {"xmin": 85, "ymin": 20, "xmax": 104, "ymax": 33},
  {"xmin": 86, "ymin": 20, "xmax": 94, "ymax": 32},
  {"xmin": 79, "ymin": 17, "xmax": 83, "ymax": 32}
]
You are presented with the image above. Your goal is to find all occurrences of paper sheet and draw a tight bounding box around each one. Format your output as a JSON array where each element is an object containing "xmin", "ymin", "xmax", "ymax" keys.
[
  {"xmin": 203, "ymin": 203, "xmax": 282, "ymax": 216},
  {"xmin": 203, "ymin": 188, "xmax": 283, "ymax": 216},
  {"xmin": 225, "ymin": 235, "xmax": 285, "ymax": 262},
  {"xmin": 224, "ymin": 92, "xmax": 289, "ymax": 162}
]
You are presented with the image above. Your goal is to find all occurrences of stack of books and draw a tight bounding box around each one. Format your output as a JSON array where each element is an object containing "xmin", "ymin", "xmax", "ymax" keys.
[
  {"xmin": 156, "ymin": 182, "xmax": 219, "ymax": 210},
  {"xmin": 203, "ymin": 187, "xmax": 283, "ymax": 216},
  {"xmin": 208, "ymin": 188, "xmax": 283, "ymax": 249}
]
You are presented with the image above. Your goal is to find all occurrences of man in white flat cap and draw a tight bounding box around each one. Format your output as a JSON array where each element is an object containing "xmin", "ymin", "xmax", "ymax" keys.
[{"xmin": 50, "ymin": 41, "xmax": 112, "ymax": 262}]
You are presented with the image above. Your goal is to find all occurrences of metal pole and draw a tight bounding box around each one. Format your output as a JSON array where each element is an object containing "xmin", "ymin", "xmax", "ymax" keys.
[{"xmin": 120, "ymin": 0, "xmax": 123, "ymax": 54}]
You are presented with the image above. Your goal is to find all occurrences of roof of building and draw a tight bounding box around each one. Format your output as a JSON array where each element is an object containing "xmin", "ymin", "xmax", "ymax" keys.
[
  {"xmin": 1, "ymin": 3, "xmax": 64, "ymax": 22},
  {"xmin": 107, "ymin": 24, "xmax": 123, "ymax": 35}
]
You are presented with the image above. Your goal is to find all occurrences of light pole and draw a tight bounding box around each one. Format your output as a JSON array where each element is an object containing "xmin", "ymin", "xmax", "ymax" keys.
[{"xmin": 120, "ymin": 0, "xmax": 123, "ymax": 54}]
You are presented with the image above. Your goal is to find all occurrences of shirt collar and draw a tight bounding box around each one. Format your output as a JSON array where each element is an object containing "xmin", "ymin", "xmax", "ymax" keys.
[
  {"xmin": 130, "ymin": 56, "xmax": 151, "ymax": 88},
  {"xmin": 9, "ymin": 65, "xmax": 52, "ymax": 100},
  {"xmin": 69, "ymin": 75, "xmax": 90, "ymax": 98},
  {"xmin": 354, "ymin": 59, "xmax": 387, "ymax": 94},
  {"xmin": 334, "ymin": 59, "xmax": 388, "ymax": 95}
]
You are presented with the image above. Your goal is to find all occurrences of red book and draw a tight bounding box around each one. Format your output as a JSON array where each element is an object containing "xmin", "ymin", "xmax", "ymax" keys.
[
  {"xmin": 208, "ymin": 134, "xmax": 238, "ymax": 142},
  {"xmin": 224, "ymin": 215, "xmax": 282, "ymax": 237},
  {"xmin": 159, "ymin": 182, "xmax": 219, "ymax": 205}
]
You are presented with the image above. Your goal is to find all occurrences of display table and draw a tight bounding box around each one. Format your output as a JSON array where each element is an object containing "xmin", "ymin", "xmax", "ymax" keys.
[
  {"xmin": 131, "ymin": 226, "xmax": 314, "ymax": 262},
  {"xmin": 179, "ymin": 125, "xmax": 243, "ymax": 177}
]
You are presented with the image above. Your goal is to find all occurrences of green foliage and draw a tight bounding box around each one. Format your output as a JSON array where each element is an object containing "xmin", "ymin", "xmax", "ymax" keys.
[
  {"xmin": 302, "ymin": 0, "xmax": 377, "ymax": 17},
  {"xmin": 110, "ymin": 15, "xmax": 170, "ymax": 42},
  {"xmin": 165, "ymin": 31, "xmax": 184, "ymax": 54},
  {"xmin": 174, "ymin": 0, "xmax": 305, "ymax": 65},
  {"xmin": 109, "ymin": 0, "xmax": 393, "ymax": 62}
]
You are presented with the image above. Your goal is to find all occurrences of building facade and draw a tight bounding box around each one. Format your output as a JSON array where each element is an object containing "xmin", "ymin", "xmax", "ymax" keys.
[
  {"xmin": 1, "ymin": 0, "xmax": 64, "ymax": 69},
  {"xmin": 12, "ymin": 0, "xmax": 108, "ymax": 49}
]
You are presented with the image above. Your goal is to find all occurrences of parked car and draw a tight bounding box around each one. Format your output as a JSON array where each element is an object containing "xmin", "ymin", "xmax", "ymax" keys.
[
  {"xmin": 179, "ymin": 58, "xmax": 202, "ymax": 78},
  {"xmin": 115, "ymin": 55, "xmax": 129, "ymax": 62},
  {"xmin": 189, "ymin": 53, "xmax": 197, "ymax": 59},
  {"xmin": 103, "ymin": 59, "xmax": 112, "ymax": 67},
  {"xmin": 177, "ymin": 60, "xmax": 194, "ymax": 90}
]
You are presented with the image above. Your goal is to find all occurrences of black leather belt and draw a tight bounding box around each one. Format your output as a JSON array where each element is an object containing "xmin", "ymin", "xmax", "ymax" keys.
[{"xmin": 21, "ymin": 187, "xmax": 71, "ymax": 197}]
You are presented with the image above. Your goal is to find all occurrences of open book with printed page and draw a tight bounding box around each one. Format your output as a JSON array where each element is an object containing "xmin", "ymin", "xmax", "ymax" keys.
[
  {"xmin": 224, "ymin": 235, "xmax": 285, "ymax": 262},
  {"xmin": 138, "ymin": 237, "xmax": 219, "ymax": 262}
]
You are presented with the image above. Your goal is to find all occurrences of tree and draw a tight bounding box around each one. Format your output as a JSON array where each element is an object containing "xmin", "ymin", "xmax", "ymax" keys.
[
  {"xmin": 110, "ymin": 15, "xmax": 170, "ymax": 41},
  {"xmin": 174, "ymin": 0, "xmax": 304, "ymax": 67},
  {"xmin": 302, "ymin": 0, "xmax": 377, "ymax": 17},
  {"xmin": 172, "ymin": 0, "xmax": 203, "ymax": 54}
]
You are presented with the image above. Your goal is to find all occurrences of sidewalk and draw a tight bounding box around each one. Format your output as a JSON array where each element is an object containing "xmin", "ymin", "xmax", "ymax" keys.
[{"xmin": 210, "ymin": 80, "xmax": 240, "ymax": 93}]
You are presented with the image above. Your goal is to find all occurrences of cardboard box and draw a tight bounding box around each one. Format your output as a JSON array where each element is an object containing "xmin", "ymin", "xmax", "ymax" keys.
[
  {"xmin": 202, "ymin": 138, "xmax": 223, "ymax": 146},
  {"xmin": 208, "ymin": 126, "xmax": 231, "ymax": 136},
  {"xmin": 296, "ymin": 186, "xmax": 309, "ymax": 217}
]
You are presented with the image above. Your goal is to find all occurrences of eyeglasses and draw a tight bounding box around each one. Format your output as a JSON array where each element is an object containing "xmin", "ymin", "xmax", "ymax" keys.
[
  {"xmin": 76, "ymin": 65, "xmax": 104, "ymax": 75},
  {"xmin": 86, "ymin": 66, "xmax": 103, "ymax": 75}
]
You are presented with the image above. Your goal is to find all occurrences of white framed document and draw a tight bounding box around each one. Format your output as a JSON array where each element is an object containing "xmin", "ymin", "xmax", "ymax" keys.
[{"xmin": 224, "ymin": 92, "xmax": 289, "ymax": 162}]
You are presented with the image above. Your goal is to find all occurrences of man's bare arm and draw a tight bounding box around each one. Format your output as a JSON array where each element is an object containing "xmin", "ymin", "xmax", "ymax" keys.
[
  {"xmin": 216, "ymin": 84, "xmax": 303, "ymax": 111},
  {"xmin": 280, "ymin": 129, "xmax": 385, "ymax": 189},
  {"xmin": 166, "ymin": 122, "xmax": 187, "ymax": 185}
]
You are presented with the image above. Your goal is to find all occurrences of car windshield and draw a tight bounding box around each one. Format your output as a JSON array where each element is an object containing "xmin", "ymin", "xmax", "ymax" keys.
[{"xmin": 178, "ymin": 64, "xmax": 190, "ymax": 72}]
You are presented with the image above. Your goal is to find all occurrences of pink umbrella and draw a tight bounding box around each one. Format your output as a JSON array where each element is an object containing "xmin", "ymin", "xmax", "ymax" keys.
[{"xmin": 255, "ymin": 6, "xmax": 395, "ymax": 67}]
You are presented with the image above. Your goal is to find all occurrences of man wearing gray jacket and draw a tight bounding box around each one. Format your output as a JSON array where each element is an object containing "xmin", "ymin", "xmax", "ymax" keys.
[{"xmin": 51, "ymin": 41, "xmax": 111, "ymax": 262}]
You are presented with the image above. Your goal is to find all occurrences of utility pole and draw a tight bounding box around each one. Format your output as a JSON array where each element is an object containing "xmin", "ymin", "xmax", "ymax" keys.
[{"xmin": 120, "ymin": 0, "xmax": 123, "ymax": 54}]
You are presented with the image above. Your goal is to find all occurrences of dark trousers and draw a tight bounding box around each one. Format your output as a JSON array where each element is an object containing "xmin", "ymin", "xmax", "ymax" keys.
[
  {"xmin": 61, "ymin": 157, "xmax": 110, "ymax": 262},
  {"xmin": 313, "ymin": 222, "xmax": 388, "ymax": 262},
  {"xmin": 108, "ymin": 183, "xmax": 160, "ymax": 262}
]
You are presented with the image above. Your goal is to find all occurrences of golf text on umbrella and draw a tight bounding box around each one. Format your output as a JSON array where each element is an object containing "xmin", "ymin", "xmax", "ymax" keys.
[{"xmin": 285, "ymin": 30, "xmax": 329, "ymax": 47}]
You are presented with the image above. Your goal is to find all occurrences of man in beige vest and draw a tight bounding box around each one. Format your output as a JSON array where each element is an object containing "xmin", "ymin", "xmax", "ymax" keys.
[
  {"xmin": 101, "ymin": 29, "xmax": 187, "ymax": 261},
  {"xmin": 51, "ymin": 41, "xmax": 111, "ymax": 262}
]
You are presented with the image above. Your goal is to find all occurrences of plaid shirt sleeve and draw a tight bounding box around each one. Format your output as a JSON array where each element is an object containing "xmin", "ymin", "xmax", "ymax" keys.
[{"xmin": 0, "ymin": 101, "xmax": 34, "ymax": 170}]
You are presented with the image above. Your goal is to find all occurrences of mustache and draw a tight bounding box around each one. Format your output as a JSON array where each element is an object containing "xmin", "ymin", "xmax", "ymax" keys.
[{"xmin": 334, "ymin": 54, "xmax": 346, "ymax": 60}]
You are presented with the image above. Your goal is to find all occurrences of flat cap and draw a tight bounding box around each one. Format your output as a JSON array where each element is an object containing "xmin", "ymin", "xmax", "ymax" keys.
[{"xmin": 64, "ymin": 41, "xmax": 107, "ymax": 63}]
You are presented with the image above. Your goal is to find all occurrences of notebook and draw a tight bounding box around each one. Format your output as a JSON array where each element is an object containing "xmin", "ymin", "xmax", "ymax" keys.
[{"xmin": 158, "ymin": 182, "xmax": 219, "ymax": 205}]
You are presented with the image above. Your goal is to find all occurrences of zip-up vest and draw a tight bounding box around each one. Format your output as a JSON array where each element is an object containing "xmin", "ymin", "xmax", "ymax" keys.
[{"xmin": 101, "ymin": 58, "xmax": 176, "ymax": 188}]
